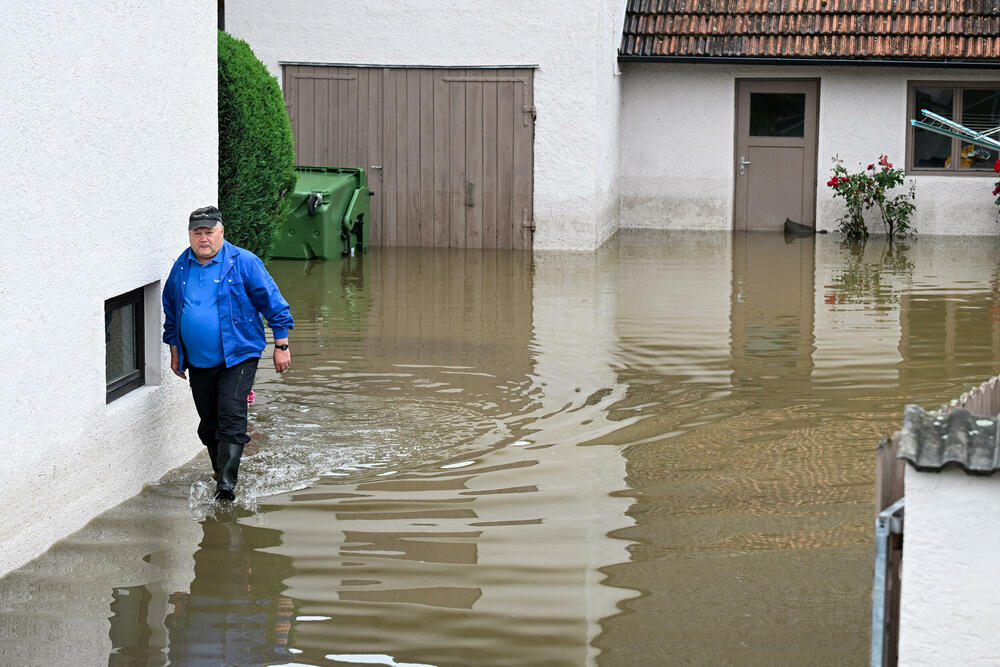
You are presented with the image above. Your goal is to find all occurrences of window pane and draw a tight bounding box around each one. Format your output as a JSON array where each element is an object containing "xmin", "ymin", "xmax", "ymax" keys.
[
  {"xmin": 750, "ymin": 93, "xmax": 805, "ymax": 137},
  {"xmin": 959, "ymin": 88, "xmax": 1000, "ymax": 170},
  {"xmin": 106, "ymin": 302, "xmax": 138, "ymax": 384},
  {"xmin": 913, "ymin": 87, "xmax": 953, "ymax": 168}
]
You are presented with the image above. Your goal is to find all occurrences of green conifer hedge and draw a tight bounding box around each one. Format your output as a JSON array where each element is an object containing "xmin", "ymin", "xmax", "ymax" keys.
[{"xmin": 217, "ymin": 31, "xmax": 296, "ymax": 262}]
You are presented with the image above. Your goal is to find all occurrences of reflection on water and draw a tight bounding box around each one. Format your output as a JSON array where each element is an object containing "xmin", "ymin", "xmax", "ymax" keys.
[
  {"xmin": 164, "ymin": 513, "xmax": 296, "ymax": 665},
  {"xmin": 3, "ymin": 232, "xmax": 1000, "ymax": 665},
  {"xmin": 826, "ymin": 238, "xmax": 914, "ymax": 309},
  {"xmin": 105, "ymin": 512, "xmax": 298, "ymax": 665}
]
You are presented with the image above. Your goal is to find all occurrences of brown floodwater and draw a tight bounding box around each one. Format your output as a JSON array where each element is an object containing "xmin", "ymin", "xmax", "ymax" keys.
[{"xmin": 2, "ymin": 231, "xmax": 1000, "ymax": 666}]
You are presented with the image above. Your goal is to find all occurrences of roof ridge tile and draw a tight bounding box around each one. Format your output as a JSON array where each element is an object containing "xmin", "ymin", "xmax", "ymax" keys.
[{"xmin": 898, "ymin": 405, "xmax": 1000, "ymax": 475}]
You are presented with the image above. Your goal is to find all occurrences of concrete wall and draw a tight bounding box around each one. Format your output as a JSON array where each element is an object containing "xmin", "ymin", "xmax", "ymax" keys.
[
  {"xmin": 898, "ymin": 468, "xmax": 1000, "ymax": 666},
  {"xmin": 619, "ymin": 63, "xmax": 1000, "ymax": 235},
  {"xmin": 0, "ymin": 2, "xmax": 216, "ymax": 575},
  {"xmin": 226, "ymin": 0, "xmax": 626, "ymax": 251}
]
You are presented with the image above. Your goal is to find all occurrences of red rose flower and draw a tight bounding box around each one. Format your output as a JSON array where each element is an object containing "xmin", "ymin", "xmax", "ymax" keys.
[
  {"xmin": 867, "ymin": 164, "xmax": 875, "ymax": 170},
  {"xmin": 993, "ymin": 184, "xmax": 1000, "ymax": 196},
  {"xmin": 994, "ymin": 159, "xmax": 1000, "ymax": 173}
]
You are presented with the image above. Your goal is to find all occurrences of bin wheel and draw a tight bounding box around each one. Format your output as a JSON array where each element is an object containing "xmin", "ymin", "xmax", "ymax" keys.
[
  {"xmin": 354, "ymin": 215, "xmax": 364, "ymax": 252},
  {"xmin": 340, "ymin": 229, "xmax": 351, "ymax": 256},
  {"xmin": 307, "ymin": 192, "xmax": 323, "ymax": 216}
]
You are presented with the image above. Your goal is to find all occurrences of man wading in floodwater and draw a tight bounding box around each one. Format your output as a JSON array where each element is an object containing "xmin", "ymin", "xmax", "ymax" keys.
[{"xmin": 162, "ymin": 206, "xmax": 294, "ymax": 502}]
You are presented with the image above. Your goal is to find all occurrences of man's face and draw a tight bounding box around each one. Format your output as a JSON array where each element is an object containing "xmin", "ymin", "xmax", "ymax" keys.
[{"xmin": 189, "ymin": 223, "xmax": 224, "ymax": 262}]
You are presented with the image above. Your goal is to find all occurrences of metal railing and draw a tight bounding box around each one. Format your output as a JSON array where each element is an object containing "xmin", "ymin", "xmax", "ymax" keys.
[
  {"xmin": 871, "ymin": 430, "xmax": 906, "ymax": 667},
  {"xmin": 871, "ymin": 498, "xmax": 905, "ymax": 667}
]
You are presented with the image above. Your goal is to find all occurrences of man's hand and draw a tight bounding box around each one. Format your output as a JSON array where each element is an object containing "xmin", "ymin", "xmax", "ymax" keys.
[
  {"xmin": 274, "ymin": 339, "xmax": 291, "ymax": 373},
  {"xmin": 169, "ymin": 345, "xmax": 186, "ymax": 379}
]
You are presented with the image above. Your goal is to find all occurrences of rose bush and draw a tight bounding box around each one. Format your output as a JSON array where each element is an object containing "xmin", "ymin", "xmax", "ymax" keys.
[{"xmin": 827, "ymin": 154, "xmax": 916, "ymax": 240}]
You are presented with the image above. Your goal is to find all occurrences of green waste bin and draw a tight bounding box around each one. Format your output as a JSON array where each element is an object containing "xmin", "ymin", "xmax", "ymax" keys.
[{"xmin": 272, "ymin": 166, "xmax": 372, "ymax": 260}]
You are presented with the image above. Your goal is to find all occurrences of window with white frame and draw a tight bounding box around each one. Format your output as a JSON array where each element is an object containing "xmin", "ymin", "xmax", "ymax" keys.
[{"xmin": 908, "ymin": 82, "xmax": 1000, "ymax": 174}]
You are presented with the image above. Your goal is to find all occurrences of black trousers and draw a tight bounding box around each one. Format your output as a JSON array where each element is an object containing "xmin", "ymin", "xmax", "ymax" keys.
[{"xmin": 188, "ymin": 357, "xmax": 259, "ymax": 470}]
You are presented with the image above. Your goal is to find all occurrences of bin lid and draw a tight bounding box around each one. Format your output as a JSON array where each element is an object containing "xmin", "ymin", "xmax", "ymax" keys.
[{"xmin": 293, "ymin": 166, "xmax": 362, "ymax": 197}]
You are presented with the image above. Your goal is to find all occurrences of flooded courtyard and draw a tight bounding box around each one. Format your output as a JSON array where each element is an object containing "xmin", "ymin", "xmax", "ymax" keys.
[{"xmin": 3, "ymin": 230, "xmax": 1000, "ymax": 666}]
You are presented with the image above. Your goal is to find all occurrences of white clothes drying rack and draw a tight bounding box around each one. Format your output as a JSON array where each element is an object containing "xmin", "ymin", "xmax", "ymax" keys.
[{"xmin": 910, "ymin": 108, "xmax": 1000, "ymax": 152}]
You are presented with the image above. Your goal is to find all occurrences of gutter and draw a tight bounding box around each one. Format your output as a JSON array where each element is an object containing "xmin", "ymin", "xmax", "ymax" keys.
[{"xmin": 618, "ymin": 55, "xmax": 1000, "ymax": 69}]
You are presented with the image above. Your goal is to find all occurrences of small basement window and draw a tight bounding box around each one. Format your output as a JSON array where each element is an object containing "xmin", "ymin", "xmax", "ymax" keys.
[
  {"xmin": 907, "ymin": 81, "xmax": 1000, "ymax": 174},
  {"xmin": 105, "ymin": 287, "xmax": 145, "ymax": 402}
]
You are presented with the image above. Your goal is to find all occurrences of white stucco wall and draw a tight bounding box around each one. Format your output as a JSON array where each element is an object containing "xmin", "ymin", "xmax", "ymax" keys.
[
  {"xmin": 619, "ymin": 64, "xmax": 737, "ymax": 230},
  {"xmin": 0, "ymin": 3, "xmax": 216, "ymax": 575},
  {"xmin": 898, "ymin": 468, "xmax": 1000, "ymax": 666},
  {"xmin": 226, "ymin": 0, "xmax": 626, "ymax": 251},
  {"xmin": 620, "ymin": 63, "xmax": 1000, "ymax": 235}
]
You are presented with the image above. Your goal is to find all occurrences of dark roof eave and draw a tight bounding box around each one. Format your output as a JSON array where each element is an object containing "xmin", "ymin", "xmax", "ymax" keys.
[{"xmin": 617, "ymin": 54, "xmax": 1000, "ymax": 69}]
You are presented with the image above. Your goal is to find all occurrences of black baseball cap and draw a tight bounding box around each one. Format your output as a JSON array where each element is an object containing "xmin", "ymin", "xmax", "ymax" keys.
[{"xmin": 188, "ymin": 206, "xmax": 223, "ymax": 230}]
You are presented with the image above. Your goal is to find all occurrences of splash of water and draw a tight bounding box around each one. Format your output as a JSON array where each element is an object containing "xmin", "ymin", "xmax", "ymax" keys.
[{"xmin": 188, "ymin": 480, "xmax": 213, "ymax": 509}]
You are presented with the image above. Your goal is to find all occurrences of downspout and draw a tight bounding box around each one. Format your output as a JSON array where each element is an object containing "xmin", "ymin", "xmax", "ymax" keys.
[{"xmin": 218, "ymin": 0, "xmax": 225, "ymax": 32}]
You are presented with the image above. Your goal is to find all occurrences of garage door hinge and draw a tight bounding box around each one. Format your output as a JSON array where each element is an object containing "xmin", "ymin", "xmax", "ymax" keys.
[
  {"xmin": 522, "ymin": 104, "xmax": 537, "ymax": 126},
  {"xmin": 521, "ymin": 208, "xmax": 535, "ymax": 231}
]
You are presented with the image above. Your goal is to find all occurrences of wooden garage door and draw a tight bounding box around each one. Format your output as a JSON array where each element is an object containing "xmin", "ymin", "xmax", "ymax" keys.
[{"xmin": 283, "ymin": 65, "xmax": 535, "ymax": 249}]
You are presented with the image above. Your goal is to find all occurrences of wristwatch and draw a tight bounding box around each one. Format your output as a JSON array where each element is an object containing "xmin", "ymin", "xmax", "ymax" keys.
[{"xmin": 275, "ymin": 343, "xmax": 289, "ymax": 350}]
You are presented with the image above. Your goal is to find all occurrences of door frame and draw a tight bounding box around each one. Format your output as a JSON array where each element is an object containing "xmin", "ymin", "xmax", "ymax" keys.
[{"xmin": 733, "ymin": 78, "xmax": 820, "ymax": 232}]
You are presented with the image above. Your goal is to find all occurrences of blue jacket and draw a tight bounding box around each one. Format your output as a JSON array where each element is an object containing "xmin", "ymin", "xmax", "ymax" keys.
[{"xmin": 162, "ymin": 241, "xmax": 293, "ymax": 371}]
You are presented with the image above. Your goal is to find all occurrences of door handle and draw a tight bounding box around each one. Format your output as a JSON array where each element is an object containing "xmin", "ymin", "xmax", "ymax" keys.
[{"xmin": 739, "ymin": 156, "xmax": 751, "ymax": 176}]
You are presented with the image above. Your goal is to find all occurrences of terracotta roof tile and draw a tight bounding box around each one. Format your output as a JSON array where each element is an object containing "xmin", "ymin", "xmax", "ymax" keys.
[{"xmin": 620, "ymin": 0, "xmax": 1000, "ymax": 61}]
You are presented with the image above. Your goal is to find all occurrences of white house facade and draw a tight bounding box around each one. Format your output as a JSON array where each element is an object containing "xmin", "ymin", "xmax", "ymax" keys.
[
  {"xmin": 0, "ymin": 2, "xmax": 216, "ymax": 575},
  {"xmin": 620, "ymin": 63, "xmax": 1000, "ymax": 236},
  {"xmin": 605, "ymin": 2, "xmax": 1000, "ymax": 239},
  {"xmin": 227, "ymin": 0, "xmax": 627, "ymax": 252},
  {"xmin": 231, "ymin": 2, "xmax": 1000, "ymax": 249}
]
